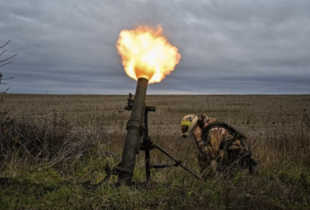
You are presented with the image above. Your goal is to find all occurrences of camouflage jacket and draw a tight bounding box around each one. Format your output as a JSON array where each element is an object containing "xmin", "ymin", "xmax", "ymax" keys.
[{"xmin": 193, "ymin": 115, "xmax": 249, "ymax": 175}]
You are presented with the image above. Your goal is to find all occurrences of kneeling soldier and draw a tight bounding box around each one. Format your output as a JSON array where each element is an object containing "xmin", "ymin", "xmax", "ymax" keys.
[{"xmin": 181, "ymin": 114, "xmax": 257, "ymax": 178}]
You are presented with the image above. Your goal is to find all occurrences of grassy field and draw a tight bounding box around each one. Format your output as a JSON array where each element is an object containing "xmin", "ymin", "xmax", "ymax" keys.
[{"xmin": 0, "ymin": 94, "xmax": 310, "ymax": 209}]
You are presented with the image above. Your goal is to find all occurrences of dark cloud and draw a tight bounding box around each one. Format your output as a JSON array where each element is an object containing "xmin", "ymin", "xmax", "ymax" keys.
[{"xmin": 0, "ymin": 0, "xmax": 309, "ymax": 94}]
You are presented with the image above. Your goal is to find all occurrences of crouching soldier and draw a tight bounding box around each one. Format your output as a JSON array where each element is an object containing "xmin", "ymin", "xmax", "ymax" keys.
[{"xmin": 181, "ymin": 114, "xmax": 257, "ymax": 178}]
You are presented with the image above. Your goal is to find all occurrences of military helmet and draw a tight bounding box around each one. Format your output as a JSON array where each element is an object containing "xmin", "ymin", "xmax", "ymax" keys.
[{"xmin": 180, "ymin": 114, "xmax": 198, "ymax": 138}]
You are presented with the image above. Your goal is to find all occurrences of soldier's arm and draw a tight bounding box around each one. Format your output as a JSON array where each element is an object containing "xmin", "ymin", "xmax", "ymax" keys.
[
  {"xmin": 193, "ymin": 126, "xmax": 209, "ymax": 155},
  {"xmin": 197, "ymin": 128, "xmax": 227, "ymax": 159}
]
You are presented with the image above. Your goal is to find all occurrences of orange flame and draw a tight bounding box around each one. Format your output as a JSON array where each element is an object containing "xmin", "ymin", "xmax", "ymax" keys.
[{"xmin": 116, "ymin": 26, "xmax": 181, "ymax": 83}]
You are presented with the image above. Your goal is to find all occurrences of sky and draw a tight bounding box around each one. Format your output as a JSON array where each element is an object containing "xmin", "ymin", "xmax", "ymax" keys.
[{"xmin": 0, "ymin": 0, "xmax": 309, "ymax": 94}]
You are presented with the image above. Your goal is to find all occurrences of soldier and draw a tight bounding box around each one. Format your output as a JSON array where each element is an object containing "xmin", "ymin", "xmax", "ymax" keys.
[{"xmin": 181, "ymin": 114, "xmax": 257, "ymax": 178}]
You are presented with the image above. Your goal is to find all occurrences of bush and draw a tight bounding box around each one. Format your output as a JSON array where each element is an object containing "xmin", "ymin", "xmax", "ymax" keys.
[{"xmin": 0, "ymin": 111, "xmax": 96, "ymax": 172}]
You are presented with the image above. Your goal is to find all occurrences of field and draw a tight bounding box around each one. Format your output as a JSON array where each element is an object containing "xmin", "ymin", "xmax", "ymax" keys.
[{"xmin": 1, "ymin": 94, "xmax": 310, "ymax": 209}]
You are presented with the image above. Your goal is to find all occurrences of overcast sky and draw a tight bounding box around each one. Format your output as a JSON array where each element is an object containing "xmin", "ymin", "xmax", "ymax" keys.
[{"xmin": 1, "ymin": 0, "xmax": 309, "ymax": 94}]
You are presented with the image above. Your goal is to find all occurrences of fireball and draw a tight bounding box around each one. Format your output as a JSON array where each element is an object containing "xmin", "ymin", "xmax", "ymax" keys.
[{"xmin": 116, "ymin": 26, "xmax": 181, "ymax": 83}]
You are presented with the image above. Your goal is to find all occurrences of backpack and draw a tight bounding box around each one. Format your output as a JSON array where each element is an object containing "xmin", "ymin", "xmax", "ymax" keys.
[{"xmin": 198, "ymin": 120, "xmax": 256, "ymax": 174}]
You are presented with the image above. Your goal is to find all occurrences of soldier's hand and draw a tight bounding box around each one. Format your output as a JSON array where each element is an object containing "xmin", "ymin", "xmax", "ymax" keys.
[{"xmin": 193, "ymin": 126, "xmax": 202, "ymax": 141}]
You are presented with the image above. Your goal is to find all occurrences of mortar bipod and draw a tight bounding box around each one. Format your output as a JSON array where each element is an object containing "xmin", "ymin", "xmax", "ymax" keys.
[
  {"xmin": 139, "ymin": 105, "xmax": 201, "ymax": 182},
  {"xmin": 103, "ymin": 96, "xmax": 201, "ymax": 185}
]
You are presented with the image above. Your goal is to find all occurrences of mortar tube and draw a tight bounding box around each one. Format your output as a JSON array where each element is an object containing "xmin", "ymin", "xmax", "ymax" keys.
[{"xmin": 118, "ymin": 77, "xmax": 148, "ymax": 185}]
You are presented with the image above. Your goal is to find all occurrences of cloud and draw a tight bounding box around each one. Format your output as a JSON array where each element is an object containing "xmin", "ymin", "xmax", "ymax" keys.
[{"xmin": 0, "ymin": 0, "xmax": 309, "ymax": 94}]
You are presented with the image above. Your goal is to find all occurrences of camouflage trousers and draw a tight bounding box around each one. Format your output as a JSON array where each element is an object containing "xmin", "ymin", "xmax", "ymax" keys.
[{"xmin": 198, "ymin": 148, "xmax": 253, "ymax": 179}]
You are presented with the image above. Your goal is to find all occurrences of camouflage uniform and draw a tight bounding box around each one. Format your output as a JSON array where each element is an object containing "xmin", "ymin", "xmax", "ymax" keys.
[{"xmin": 181, "ymin": 114, "xmax": 255, "ymax": 178}]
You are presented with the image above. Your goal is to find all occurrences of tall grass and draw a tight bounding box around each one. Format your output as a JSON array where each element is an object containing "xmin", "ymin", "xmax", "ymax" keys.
[{"xmin": 0, "ymin": 94, "xmax": 309, "ymax": 209}]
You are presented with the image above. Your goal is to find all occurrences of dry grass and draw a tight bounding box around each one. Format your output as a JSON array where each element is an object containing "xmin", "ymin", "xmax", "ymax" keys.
[{"xmin": 0, "ymin": 94, "xmax": 310, "ymax": 209}]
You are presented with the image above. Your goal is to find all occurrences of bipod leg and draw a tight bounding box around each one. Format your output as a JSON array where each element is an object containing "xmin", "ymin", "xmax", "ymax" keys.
[
  {"xmin": 145, "ymin": 148, "xmax": 151, "ymax": 183},
  {"xmin": 140, "ymin": 137, "xmax": 155, "ymax": 184},
  {"xmin": 153, "ymin": 143, "xmax": 201, "ymax": 180}
]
